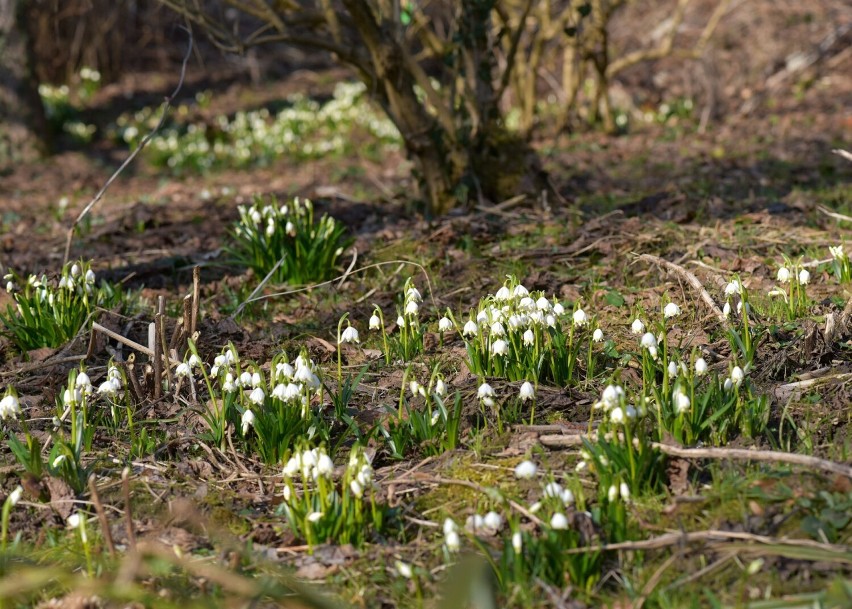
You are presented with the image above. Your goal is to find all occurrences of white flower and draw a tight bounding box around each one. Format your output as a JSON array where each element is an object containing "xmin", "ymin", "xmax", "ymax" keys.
[
  {"xmin": 438, "ymin": 317, "xmax": 452, "ymax": 332},
  {"xmin": 307, "ymin": 511, "xmax": 323, "ymax": 523},
  {"xmin": 491, "ymin": 339, "xmax": 508, "ymax": 356},
  {"xmin": 404, "ymin": 300, "xmax": 419, "ymax": 316},
  {"xmin": 84, "ymin": 269, "xmax": 96, "ymax": 284},
  {"xmin": 349, "ymin": 479, "xmax": 364, "ymax": 498},
  {"xmin": 674, "ymin": 391, "xmax": 690, "ymax": 414},
  {"xmin": 445, "ymin": 530, "xmax": 461, "ymax": 552},
  {"xmin": 600, "ymin": 384, "xmax": 624, "ymax": 410},
  {"xmin": 619, "ymin": 482, "xmax": 631, "ymax": 500},
  {"xmin": 5, "ymin": 281, "xmax": 13, "ymax": 292},
  {"xmin": 543, "ymin": 482, "xmax": 563, "ymax": 498},
  {"xmin": 76, "ymin": 372, "xmax": 91, "ymax": 390},
  {"xmin": 695, "ymin": 357, "xmax": 708, "ymax": 376},
  {"xmin": 513, "ymin": 285, "xmax": 529, "ymax": 298},
  {"xmin": 521, "ymin": 329, "xmax": 534, "ymax": 347},
  {"xmin": 239, "ymin": 371, "xmax": 252, "ymax": 387},
  {"xmin": 70, "ymin": 264, "xmax": 80, "ymax": 278},
  {"xmin": 592, "ymin": 328, "xmax": 604, "ymax": 342},
  {"xmin": 249, "ymin": 387, "xmax": 265, "ymax": 405},
  {"xmin": 443, "ymin": 518, "xmax": 457, "ymax": 536},
  {"xmin": 340, "ymin": 325, "xmax": 360, "ymax": 344},
  {"xmin": 67, "ymin": 513, "xmax": 82, "ymax": 529},
  {"xmin": 518, "ymin": 296, "xmax": 534, "ymax": 310},
  {"xmin": 553, "ymin": 302, "xmax": 565, "ymax": 316},
  {"xmin": 668, "ymin": 360, "xmax": 678, "ymax": 378},
  {"xmin": 515, "ymin": 461, "xmax": 538, "ymax": 480},
  {"xmin": 222, "ymin": 373, "xmax": 236, "ymax": 393},
  {"xmin": 477, "ymin": 383, "xmax": 494, "ymax": 399},
  {"xmin": 640, "ymin": 332, "xmax": 657, "ymax": 350},
  {"xmin": 536, "ymin": 297, "xmax": 551, "ymax": 311},
  {"xmin": 723, "ymin": 302, "xmax": 732, "ymax": 318},
  {"xmin": 724, "ymin": 280, "xmax": 741, "ymax": 296},
  {"xmin": 490, "ymin": 321, "xmax": 505, "ymax": 337},
  {"xmin": 798, "ymin": 269, "xmax": 810, "ymax": 285},
  {"xmin": 572, "ymin": 308, "xmax": 588, "ymax": 326},
  {"xmin": 519, "ymin": 382, "xmax": 534, "ymax": 402},
  {"xmin": 512, "ymin": 531, "xmax": 522, "ymax": 554},
  {"xmin": 724, "ymin": 377, "xmax": 733, "ymax": 392},
  {"xmin": 550, "ymin": 513, "xmax": 569, "ymax": 530},
  {"xmin": 495, "ymin": 286, "xmax": 511, "ymax": 301},
  {"xmin": 241, "ymin": 410, "xmax": 256, "ymax": 434},
  {"xmin": 730, "ymin": 366, "xmax": 745, "ymax": 387},
  {"xmin": 0, "ymin": 394, "xmax": 22, "ymax": 420},
  {"xmin": 175, "ymin": 363, "xmax": 191, "ymax": 378},
  {"xmin": 369, "ymin": 314, "xmax": 381, "ymax": 330},
  {"xmin": 52, "ymin": 455, "xmax": 67, "ymax": 468},
  {"xmin": 561, "ymin": 489, "xmax": 575, "ymax": 506},
  {"xmin": 610, "ymin": 406, "xmax": 625, "ymax": 425},
  {"xmin": 276, "ymin": 362, "xmax": 294, "ymax": 380},
  {"xmin": 410, "ymin": 380, "xmax": 425, "ymax": 397},
  {"xmin": 96, "ymin": 380, "xmax": 118, "ymax": 397},
  {"xmin": 777, "ymin": 267, "xmax": 791, "ymax": 283},
  {"xmin": 829, "ymin": 245, "xmax": 844, "ymax": 259},
  {"xmin": 664, "ymin": 302, "xmax": 681, "ymax": 318},
  {"xmin": 406, "ymin": 286, "xmax": 422, "ymax": 303},
  {"xmin": 316, "ymin": 453, "xmax": 334, "ymax": 477},
  {"xmin": 395, "ymin": 561, "xmax": 413, "ymax": 579},
  {"xmin": 188, "ymin": 354, "xmax": 201, "ymax": 368},
  {"xmin": 433, "ymin": 378, "xmax": 447, "ymax": 398},
  {"xmin": 283, "ymin": 457, "xmax": 299, "ymax": 477},
  {"xmin": 608, "ymin": 484, "xmax": 619, "ymax": 502},
  {"xmin": 8, "ymin": 485, "xmax": 23, "ymax": 507},
  {"xmin": 483, "ymin": 511, "xmax": 503, "ymax": 531},
  {"xmin": 463, "ymin": 320, "xmax": 478, "ymax": 337}
]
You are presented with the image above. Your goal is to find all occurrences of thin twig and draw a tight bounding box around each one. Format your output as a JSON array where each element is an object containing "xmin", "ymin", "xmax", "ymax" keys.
[
  {"xmin": 91, "ymin": 322, "xmax": 180, "ymax": 365},
  {"xmin": 833, "ymin": 149, "xmax": 852, "ymax": 163},
  {"xmin": 62, "ymin": 29, "xmax": 193, "ymax": 265},
  {"xmin": 232, "ymin": 254, "xmax": 287, "ymax": 319},
  {"xmin": 122, "ymin": 467, "xmax": 137, "ymax": 551},
  {"xmin": 538, "ymin": 434, "xmax": 852, "ymax": 478},
  {"xmin": 817, "ymin": 205, "xmax": 852, "ymax": 224}
]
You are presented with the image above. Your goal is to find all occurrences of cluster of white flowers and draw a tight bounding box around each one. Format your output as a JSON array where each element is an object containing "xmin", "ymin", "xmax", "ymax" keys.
[
  {"xmin": 95, "ymin": 365, "xmax": 125, "ymax": 399},
  {"xmin": 5, "ymin": 261, "xmax": 99, "ymax": 310},
  {"xmin": 464, "ymin": 510, "xmax": 504, "ymax": 536},
  {"xmin": 592, "ymin": 384, "xmax": 641, "ymax": 425},
  {"xmin": 283, "ymin": 446, "xmax": 336, "ymax": 482},
  {"xmin": 120, "ymin": 81, "xmax": 400, "ymax": 172},
  {"xmin": 724, "ymin": 365, "xmax": 745, "ymax": 391},
  {"xmin": 607, "ymin": 482, "xmax": 631, "ymax": 503}
]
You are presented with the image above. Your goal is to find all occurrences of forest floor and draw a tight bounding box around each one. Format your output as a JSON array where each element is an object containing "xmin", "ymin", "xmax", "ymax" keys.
[{"xmin": 1, "ymin": 3, "xmax": 851, "ymax": 608}]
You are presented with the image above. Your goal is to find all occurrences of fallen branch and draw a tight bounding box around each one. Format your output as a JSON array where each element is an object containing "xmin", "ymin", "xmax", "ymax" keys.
[
  {"xmin": 92, "ymin": 322, "xmax": 180, "ymax": 366},
  {"xmin": 538, "ymin": 434, "xmax": 852, "ymax": 479},
  {"xmin": 62, "ymin": 29, "xmax": 193, "ymax": 265},
  {"xmin": 833, "ymin": 149, "xmax": 852, "ymax": 163},
  {"xmin": 817, "ymin": 205, "xmax": 852, "ymax": 224},
  {"xmin": 637, "ymin": 254, "xmax": 728, "ymax": 325}
]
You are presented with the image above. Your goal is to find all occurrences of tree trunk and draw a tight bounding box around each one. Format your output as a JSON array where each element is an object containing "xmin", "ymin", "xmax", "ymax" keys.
[{"xmin": 0, "ymin": 0, "xmax": 49, "ymax": 171}]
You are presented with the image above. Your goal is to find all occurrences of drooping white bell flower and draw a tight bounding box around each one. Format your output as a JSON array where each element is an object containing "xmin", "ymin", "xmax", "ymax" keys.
[
  {"xmin": 523, "ymin": 328, "xmax": 535, "ymax": 346},
  {"xmin": 0, "ymin": 393, "xmax": 21, "ymax": 420},
  {"xmin": 444, "ymin": 530, "xmax": 461, "ymax": 552},
  {"xmin": 674, "ymin": 390, "xmax": 690, "ymax": 414},
  {"xmin": 730, "ymin": 366, "xmax": 745, "ymax": 387},
  {"xmin": 553, "ymin": 302, "xmax": 565, "ymax": 316},
  {"xmin": 369, "ymin": 314, "xmax": 381, "ymax": 330},
  {"xmin": 316, "ymin": 453, "xmax": 334, "ymax": 477},
  {"xmin": 404, "ymin": 300, "xmax": 419, "ymax": 316},
  {"xmin": 694, "ymin": 357, "xmax": 708, "ymax": 376},
  {"xmin": 592, "ymin": 328, "xmax": 604, "ymax": 342},
  {"xmin": 572, "ymin": 308, "xmax": 588, "ymax": 327},
  {"xmin": 340, "ymin": 325, "xmax": 360, "ymax": 344},
  {"xmin": 512, "ymin": 531, "xmax": 522, "ymax": 553},
  {"xmin": 664, "ymin": 302, "xmax": 681, "ymax": 318},
  {"xmin": 249, "ymin": 387, "xmax": 265, "ymax": 405},
  {"xmin": 491, "ymin": 339, "xmax": 509, "ymax": 356},
  {"xmin": 777, "ymin": 267, "xmax": 791, "ymax": 283},
  {"xmin": 550, "ymin": 513, "xmax": 569, "ymax": 530},
  {"xmin": 513, "ymin": 285, "xmax": 529, "ymax": 298},
  {"xmin": 724, "ymin": 280, "xmax": 741, "ymax": 296},
  {"xmin": 241, "ymin": 409, "xmax": 256, "ymax": 434},
  {"xmin": 619, "ymin": 482, "xmax": 631, "ymax": 500},
  {"xmin": 610, "ymin": 406, "xmax": 625, "ymax": 425},
  {"xmin": 519, "ymin": 381, "xmax": 535, "ymax": 402},
  {"xmin": 514, "ymin": 460, "xmax": 537, "ymax": 479},
  {"xmin": 495, "ymin": 286, "xmax": 511, "ymax": 301},
  {"xmin": 463, "ymin": 320, "xmax": 478, "ymax": 337},
  {"xmin": 477, "ymin": 382, "xmax": 494, "ymax": 399},
  {"xmin": 175, "ymin": 363, "xmax": 191, "ymax": 378},
  {"xmin": 608, "ymin": 484, "xmax": 619, "ymax": 502},
  {"xmin": 438, "ymin": 316, "xmax": 452, "ymax": 332},
  {"xmin": 543, "ymin": 482, "xmax": 563, "ymax": 498},
  {"xmin": 483, "ymin": 511, "xmax": 503, "ymax": 531},
  {"xmin": 798, "ymin": 269, "xmax": 810, "ymax": 285}
]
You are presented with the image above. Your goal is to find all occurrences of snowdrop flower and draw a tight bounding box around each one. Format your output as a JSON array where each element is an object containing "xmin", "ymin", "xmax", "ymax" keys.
[
  {"xmin": 307, "ymin": 511, "xmax": 323, "ymax": 523},
  {"xmin": 514, "ymin": 460, "xmax": 537, "ymax": 479},
  {"xmin": 438, "ymin": 316, "xmax": 452, "ymax": 332},
  {"xmin": 404, "ymin": 299, "xmax": 419, "ymax": 316},
  {"xmin": 188, "ymin": 354, "xmax": 201, "ymax": 369},
  {"xmin": 490, "ymin": 321, "xmax": 506, "ymax": 337},
  {"xmin": 695, "ymin": 357, "xmax": 708, "ymax": 376},
  {"xmin": 668, "ymin": 360, "xmax": 678, "ymax": 378},
  {"xmin": 340, "ymin": 325, "xmax": 360, "ymax": 344},
  {"xmin": 536, "ymin": 297, "xmax": 551, "ymax": 311},
  {"xmin": 67, "ymin": 513, "xmax": 82, "ymax": 529},
  {"xmin": 512, "ymin": 531, "xmax": 522, "ymax": 554},
  {"xmin": 316, "ymin": 453, "xmax": 334, "ymax": 477},
  {"xmin": 0, "ymin": 393, "xmax": 21, "ymax": 420},
  {"xmin": 664, "ymin": 302, "xmax": 681, "ymax": 318},
  {"xmin": 76, "ymin": 372, "xmax": 91, "ymax": 390},
  {"xmin": 619, "ymin": 482, "xmax": 631, "ymax": 500},
  {"xmin": 519, "ymin": 381, "xmax": 535, "ymax": 402},
  {"xmin": 239, "ymin": 371, "xmax": 252, "ymax": 387},
  {"xmin": 445, "ymin": 530, "xmax": 461, "ymax": 552},
  {"xmin": 443, "ymin": 518, "xmax": 457, "ymax": 536},
  {"xmin": 241, "ymin": 410, "xmax": 256, "ymax": 434},
  {"xmin": 592, "ymin": 328, "xmax": 604, "ymax": 342},
  {"xmin": 495, "ymin": 286, "xmax": 511, "ymax": 301},
  {"xmin": 409, "ymin": 380, "xmax": 425, "ymax": 397},
  {"xmin": 545, "ymin": 313, "xmax": 557, "ymax": 328},
  {"xmin": 798, "ymin": 269, "xmax": 810, "ymax": 285},
  {"xmin": 640, "ymin": 332, "xmax": 657, "ymax": 350},
  {"xmin": 466, "ymin": 514, "xmax": 485, "ymax": 531},
  {"xmin": 97, "ymin": 380, "xmax": 118, "ymax": 397},
  {"xmin": 608, "ymin": 484, "xmax": 619, "ymax": 502},
  {"xmin": 523, "ymin": 328, "xmax": 535, "ymax": 346},
  {"xmin": 396, "ymin": 315, "xmax": 405, "ymax": 327},
  {"xmin": 518, "ymin": 296, "xmax": 534, "ymax": 310},
  {"xmin": 349, "ymin": 479, "xmax": 364, "ymax": 498},
  {"xmin": 561, "ymin": 489, "xmax": 575, "ymax": 506},
  {"xmin": 52, "ymin": 454, "xmax": 67, "ymax": 468},
  {"xmin": 674, "ymin": 390, "xmax": 690, "ymax": 414},
  {"xmin": 600, "ymin": 384, "xmax": 624, "ymax": 410},
  {"xmin": 477, "ymin": 383, "xmax": 494, "ymax": 399},
  {"xmin": 550, "ymin": 513, "xmax": 569, "ymax": 530},
  {"xmin": 724, "ymin": 377, "xmax": 733, "ymax": 392},
  {"xmin": 222, "ymin": 374, "xmax": 236, "ymax": 393},
  {"xmin": 513, "ymin": 285, "xmax": 529, "ymax": 298},
  {"xmin": 572, "ymin": 308, "xmax": 588, "ymax": 327},
  {"xmin": 543, "ymin": 482, "xmax": 563, "ymax": 498},
  {"xmin": 395, "ymin": 561, "xmax": 413, "ymax": 579},
  {"xmin": 483, "ymin": 511, "xmax": 503, "ymax": 531},
  {"xmin": 777, "ymin": 267, "xmax": 791, "ymax": 283},
  {"xmin": 724, "ymin": 280, "xmax": 741, "ymax": 296},
  {"xmin": 70, "ymin": 264, "xmax": 80, "ymax": 278},
  {"xmin": 829, "ymin": 245, "xmax": 844, "ymax": 259},
  {"xmin": 433, "ymin": 378, "xmax": 447, "ymax": 397},
  {"xmin": 63, "ymin": 388, "xmax": 80, "ymax": 406},
  {"xmin": 249, "ymin": 387, "xmax": 265, "ymax": 405},
  {"xmin": 610, "ymin": 406, "xmax": 625, "ymax": 425},
  {"xmin": 723, "ymin": 302, "xmax": 732, "ymax": 318},
  {"xmin": 84, "ymin": 269, "xmax": 96, "ymax": 284},
  {"xmin": 463, "ymin": 319, "xmax": 478, "ymax": 337},
  {"xmin": 7, "ymin": 485, "xmax": 23, "ymax": 507},
  {"xmin": 5, "ymin": 281, "xmax": 13, "ymax": 293},
  {"xmin": 730, "ymin": 366, "xmax": 745, "ymax": 387},
  {"xmin": 369, "ymin": 313, "xmax": 381, "ymax": 330},
  {"xmin": 553, "ymin": 302, "xmax": 565, "ymax": 316},
  {"xmin": 491, "ymin": 339, "xmax": 508, "ymax": 356},
  {"xmin": 175, "ymin": 363, "xmax": 191, "ymax": 378},
  {"xmin": 276, "ymin": 362, "xmax": 294, "ymax": 380},
  {"xmin": 283, "ymin": 456, "xmax": 300, "ymax": 478},
  {"xmin": 406, "ymin": 286, "xmax": 422, "ymax": 303}
]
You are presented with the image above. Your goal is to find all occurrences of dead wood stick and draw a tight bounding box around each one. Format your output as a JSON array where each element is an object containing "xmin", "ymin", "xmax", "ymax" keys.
[
  {"xmin": 817, "ymin": 205, "xmax": 852, "ymax": 224},
  {"xmin": 638, "ymin": 254, "xmax": 728, "ymax": 325},
  {"xmin": 91, "ymin": 322, "xmax": 180, "ymax": 366},
  {"xmin": 191, "ymin": 266, "xmax": 200, "ymax": 337},
  {"xmin": 88, "ymin": 475, "xmax": 116, "ymax": 557},
  {"xmin": 158, "ymin": 296, "xmax": 173, "ymax": 389},
  {"xmin": 558, "ymin": 528, "xmax": 851, "ymax": 556},
  {"xmin": 538, "ymin": 434, "xmax": 852, "ymax": 478},
  {"xmin": 62, "ymin": 30, "xmax": 193, "ymax": 265},
  {"xmin": 833, "ymin": 149, "xmax": 852, "ymax": 163},
  {"xmin": 153, "ymin": 302, "xmax": 164, "ymax": 399}
]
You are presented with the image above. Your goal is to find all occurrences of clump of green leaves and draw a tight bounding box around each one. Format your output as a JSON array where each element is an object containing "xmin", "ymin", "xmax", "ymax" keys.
[
  {"xmin": 1, "ymin": 260, "xmax": 123, "ymax": 352},
  {"xmin": 227, "ymin": 195, "xmax": 351, "ymax": 285}
]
